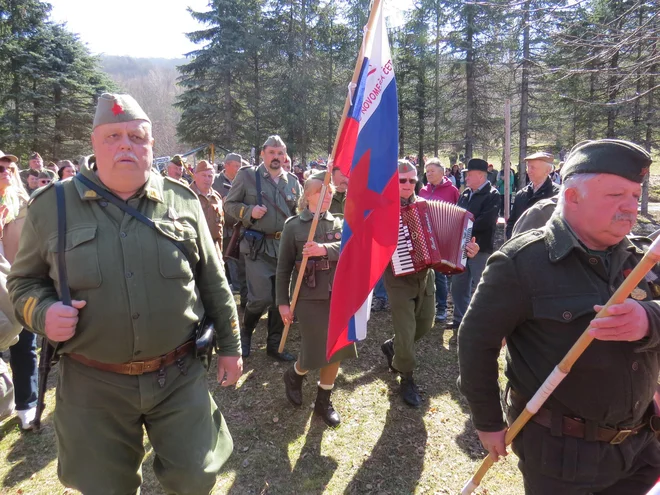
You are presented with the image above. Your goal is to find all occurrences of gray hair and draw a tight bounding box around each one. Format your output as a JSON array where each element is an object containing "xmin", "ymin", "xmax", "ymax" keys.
[
  {"xmin": 425, "ymin": 157, "xmax": 444, "ymax": 172},
  {"xmin": 556, "ymin": 173, "xmax": 599, "ymax": 215}
]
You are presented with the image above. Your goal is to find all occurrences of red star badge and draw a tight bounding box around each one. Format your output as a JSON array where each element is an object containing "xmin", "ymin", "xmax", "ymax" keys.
[{"xmin": 111, "ymin": 102, "xmax": 124, "ymax": 116}]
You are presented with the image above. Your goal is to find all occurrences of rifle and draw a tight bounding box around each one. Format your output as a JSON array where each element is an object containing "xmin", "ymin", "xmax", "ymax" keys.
[{"xmin": 34, "ymin": 181, "xmax": 69, "ymax": 430}]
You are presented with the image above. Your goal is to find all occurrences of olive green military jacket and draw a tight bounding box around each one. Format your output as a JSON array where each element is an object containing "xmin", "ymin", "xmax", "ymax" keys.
[
  {"xmin": 7, "ymin": 165, "xmax": 241, "ymax": 363},
  {"xmin": 458, "ymin": 215, "xmax": 660, "ymax": 432},
  {"xmin": 275, "ymin": 209, "xmax": 343, "ymax": 306},
  {"xmin": 511, "ymin": 196, "xmax": 558, "ymax": 237},
  {"xmin": 223, "ymin": 164, "xmax": 301, "ymax": 258},
  {"xmin": 329, "ymin": 191, "xmax": 346, "ymax": 215}
]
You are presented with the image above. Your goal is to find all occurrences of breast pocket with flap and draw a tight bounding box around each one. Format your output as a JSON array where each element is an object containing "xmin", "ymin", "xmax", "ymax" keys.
[{"xmin": 47, "ymin": 225, "xmax": 102, "ymax": 290}]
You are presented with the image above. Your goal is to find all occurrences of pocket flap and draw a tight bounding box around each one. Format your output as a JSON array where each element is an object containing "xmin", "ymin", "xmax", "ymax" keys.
[
  {"xmin": 532, "ymin": 293, "xmax": 601, "ymax": 323},
  {"xmin": 47, "ymin": 225, "xmax": 97, "ymax": 253},
  {"xmin": 154, "ymin": 220, "xmax": 198, "ymax": 242}
]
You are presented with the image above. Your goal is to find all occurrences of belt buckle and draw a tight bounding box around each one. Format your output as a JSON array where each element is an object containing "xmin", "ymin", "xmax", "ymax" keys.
[
  {"xmin": 610, "ymin": 429, "xmax": 632, "ymax": 444},
  {"xmin": 274, "ymin": 232, "xmax": 282, "ymax": 240},
  {"xmin": 128, "ymin": 361, "xmax": 145, "ymax": 375}
]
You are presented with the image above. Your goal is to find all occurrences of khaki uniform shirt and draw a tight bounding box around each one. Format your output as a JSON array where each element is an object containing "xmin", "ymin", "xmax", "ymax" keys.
[
  {"xmin": 458, "ymin": 215, "xmax": 660, "ymax": 431},
  {"xmin": 7, "ymin": 165, "xmax": 240, "ymax": 363},
  {"xmin": 329, "ymin": 191, "xmax": 346, "ymax": 215},
  {"xmin": 223, "ymin": 164, "xmax": 301, "ymax": 258},
  {"xmin": 275, "ymin": 209, "xmax": 343, "ymax": 306}
]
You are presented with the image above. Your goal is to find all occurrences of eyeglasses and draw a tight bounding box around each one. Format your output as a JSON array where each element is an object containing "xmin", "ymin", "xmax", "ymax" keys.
[
  {"xmin": 0, "ymin": 165, "xmax": 15, "ymax": 173},
  {"xmin": 39, "ymin": 180, "xmax": 51, "ymax": 186},
  {"xmin": 399, "ymin": 178, "xmax": 418, "ymax": 184}
]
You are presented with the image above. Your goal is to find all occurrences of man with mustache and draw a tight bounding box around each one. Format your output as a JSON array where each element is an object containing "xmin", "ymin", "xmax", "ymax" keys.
[
  {"xmin": 8, "ymin": 93, "xmax": 242, "ymax": 495},
  {"xmin": 224, "ymin": 135, "xmax": 301, "ymax": 361},
  {"xmin": 458, "ymin": 139, "xmax": 660, "ymax": 495}
]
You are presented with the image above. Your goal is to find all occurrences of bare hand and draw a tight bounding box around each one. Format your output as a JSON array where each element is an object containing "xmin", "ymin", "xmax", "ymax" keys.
[
  {"xmin": 279, "ymin": 304, "xmax": 293, "ymax": 325},
  {"xmin": 302, "ymin": 241, "xmax": 327, "ymax": 257},
  {"xmin": 477, "ymin": 429, "xmax": 508, "ymax": 461},
  {"xmin": 251, "ymin": 205, "xmax": 268, "ymax": 219},
  {"xmin": 44, "ymin": 300, "xmax": 87, "ymax": 342},
  {"xmin": 466, "ymin": 237, "xmax": 479, "ymax": 258},
  {"xmin": 217, "ymin": 355, "xmax": 243, "ymax": 387},
  {"xmin": 589, "ymin": 299, "xmax": 650, "ymax": 341}
]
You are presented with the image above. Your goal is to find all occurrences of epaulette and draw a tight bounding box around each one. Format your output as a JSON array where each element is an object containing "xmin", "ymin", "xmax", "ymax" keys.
[
  {"xmin": 163, "ymin": 176, "xmax": 197, "ymax": 198},
  {"xmin": 27, "ymin": 181, "xmax": 56, "ymax": 207},
  {"xmin": 499, "ymin": 228, "xmax": 545, "ymax": 256},
  {"xmin": 284, "ymin": 215, "xmax": 298, "ymax": 226}
]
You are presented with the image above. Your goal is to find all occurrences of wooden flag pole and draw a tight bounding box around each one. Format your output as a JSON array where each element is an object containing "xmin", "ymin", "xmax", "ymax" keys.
[
  {"xmin": 278, "ymin": 0, "xmax": 384, "ymax": 353},
  {"xmin": 461, "ymin": 234, "xmax": 660, "ymax": 494}
]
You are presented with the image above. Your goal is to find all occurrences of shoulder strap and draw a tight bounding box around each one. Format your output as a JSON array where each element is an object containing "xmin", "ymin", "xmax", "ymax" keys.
[
  {"xmin": 244, "ymin": 169, "xmax": 291, "ymax": 218},
  {"xmin": 255, "ymin": 168, "xmax": 262, "ymax": 206},
  {"xmin": 74, "ymin": 174, "xmax": 196, "ymax": 273},
  {"xmin": 54, "ymin": 182, "xmax": 71, "ymax": 307}
]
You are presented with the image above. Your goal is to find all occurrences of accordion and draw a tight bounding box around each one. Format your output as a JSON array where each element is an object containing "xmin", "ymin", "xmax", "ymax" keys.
[{"xmin": 392, "ymin": 200, "xmax": 474, "ymax": 276}]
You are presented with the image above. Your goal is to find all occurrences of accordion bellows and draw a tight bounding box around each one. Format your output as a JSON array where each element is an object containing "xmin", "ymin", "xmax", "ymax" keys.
[{"xmin": 392, "ymin": 200, "xmax": 474, "ymax": 276}]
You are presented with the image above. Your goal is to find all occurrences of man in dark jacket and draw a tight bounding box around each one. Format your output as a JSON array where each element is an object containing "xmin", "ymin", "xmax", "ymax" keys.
[
  {"xmin": 449, "ymin": 158, "xmax": 500, "ymax": 330},
  {"xmin": 506, "ymin": 151, "xmax": 558, "ymax": 239},
  {"xmin": 458, "ymin": 139, "xmax": 660, "ymax": 495}
]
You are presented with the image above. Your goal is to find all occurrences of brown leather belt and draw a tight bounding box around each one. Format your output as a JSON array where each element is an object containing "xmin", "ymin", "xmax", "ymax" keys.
[
  {"xmin": 510, "ymin": 388, "xmax": 648, "ymax": 444},
  {"xmin": 264, "ymin": 232, "xmax": 282, "ymax": 239},
  {"xmin": 295, "ymin": 259, "xmax": 331, "ymax": 271},
  {"xmin": 67, "ymin": 341, "xmax": 195, "ymax": 376}
]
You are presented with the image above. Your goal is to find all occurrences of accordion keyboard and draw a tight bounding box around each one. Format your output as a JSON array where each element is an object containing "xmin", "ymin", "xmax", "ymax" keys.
[{"xmin": 392, "ymin": 215, "xmax": 415, "ymax": 275}]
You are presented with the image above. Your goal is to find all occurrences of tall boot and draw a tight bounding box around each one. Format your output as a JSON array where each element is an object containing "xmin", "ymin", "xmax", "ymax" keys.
[
  {"xmin": 241, "ymin": 309, "xmax": 262, "ymax": 358},
  {"xmin": 314, "ymin": 386, "xmax": 340, "ymax": 427},
  {"xmin": 282, "ymin": 365, "xmax": 305, "ymax": 406},
  {"xmin": 400, "ymin": 372, "xmax": 421, "ymax": 408},
  {"xmin": 266, "ymin": 307, "xmax": 295, "ymax": 362}
]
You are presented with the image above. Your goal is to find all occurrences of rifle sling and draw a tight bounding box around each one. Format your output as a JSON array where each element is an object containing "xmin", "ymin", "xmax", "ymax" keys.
[{"xmin": 245, "ymin": 169, "xmax": 292, "ymax": 218}]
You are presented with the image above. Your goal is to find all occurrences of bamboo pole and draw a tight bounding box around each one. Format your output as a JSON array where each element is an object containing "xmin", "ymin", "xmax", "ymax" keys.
[
  {"xmin": 461, "ymin": 234, "xmax": 660, "ymax": 494},
  {"xmin": 278, "ymin": 0, "xmax": 384, "ymax": 353}
]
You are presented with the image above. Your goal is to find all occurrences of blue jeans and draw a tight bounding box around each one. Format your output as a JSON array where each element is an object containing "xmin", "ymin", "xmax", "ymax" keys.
[
  {"xmin": 9, "ymin": 329, "xmax": 38, "ymax": 411},
  {"xmin": 434, "ymin": 271, "xmax": 448, "ymax": 312},
  {"xmin": 450, "ymin": 252, "xmax": 489, "ymax": 326},
  {"xmin": 374, "ymin": 276, "xmax": 388, "ymax": 301}
]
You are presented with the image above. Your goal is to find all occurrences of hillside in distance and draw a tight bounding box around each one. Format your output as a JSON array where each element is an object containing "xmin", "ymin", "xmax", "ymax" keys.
[{"xmin": 100, "ymin": 56, "xmax": 187, "ymax": 157}]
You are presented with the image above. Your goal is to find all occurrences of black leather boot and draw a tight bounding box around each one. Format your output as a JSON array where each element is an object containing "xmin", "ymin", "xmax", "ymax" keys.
[
  {"xmin": 400, "ymin": 372, "xmax": 421, "ymax": 408},
  {"xmin": 314, "ymin": 386, "xmax": 340, "ymax": 427},
  {"xmin": 241, "ymin": 309, "xmax": 262, "ymax": 358},
  {"xmin": 283, "ymin": 365, "xmax": 305, "ymax": 406},
  {"xmin": 380, "ymin": 339, "xmax": 399, "ymax": 373},
  {"xmin": 266, "ymin": 307, "xmax": 295, "ymax": 361}
]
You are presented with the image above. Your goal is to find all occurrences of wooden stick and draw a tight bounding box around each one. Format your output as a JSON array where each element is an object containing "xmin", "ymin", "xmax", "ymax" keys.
[
  {"xmin": 278, "ymin": 0, "xmax": 384, "ymax": 353},
  {"xmin": 461, "ymin": 234, "xmax": 660, "ymax": 495}
]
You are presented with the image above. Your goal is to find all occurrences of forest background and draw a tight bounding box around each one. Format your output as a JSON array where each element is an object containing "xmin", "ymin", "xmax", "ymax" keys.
[{"xmin": 0, "ymin": 0, "xmax": 658, "ymax": 183}]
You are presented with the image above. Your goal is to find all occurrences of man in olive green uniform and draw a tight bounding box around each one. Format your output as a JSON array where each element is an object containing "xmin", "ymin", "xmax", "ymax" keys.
[
  {"xmin": 224, "ymin": 135, "xmax": 301, "ymax": 361},
  {"xmin": 329, "ymin": 167, "xmax": 348, "ymax": 215},
  {"xmin": 191, "ymin": 160, "xmax": 224, "ymax": 259},
  {"xmin": 215, "ymin": 153, "xmax": 247, "ymax": 306},
  {"xmin": 19, "ymin": 152, "xmax": 56, "ymax": 190},
  {"xmin": 458, "ymin": 139, "xmax": 660, "ymax": 494},
  {"xmin": 7, "ymin": 93, "xmax": 242, "ymax": 495}
]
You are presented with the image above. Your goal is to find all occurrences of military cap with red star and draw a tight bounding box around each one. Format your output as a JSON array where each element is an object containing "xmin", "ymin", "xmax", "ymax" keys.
[{"xmin": 93, "ymin": 93, "xmax": 151, "ymax": 130}]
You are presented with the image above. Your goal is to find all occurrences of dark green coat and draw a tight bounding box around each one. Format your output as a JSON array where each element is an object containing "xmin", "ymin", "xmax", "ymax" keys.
[
  {"xmin": 458, "ymin": 215, "xmax": 660, "ymax": 432},
  {"xmin": 7, "ymin": 166, "xmax": 241, "ymax": 363}
]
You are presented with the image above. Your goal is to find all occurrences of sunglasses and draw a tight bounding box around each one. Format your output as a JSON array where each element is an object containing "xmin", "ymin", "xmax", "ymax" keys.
[
  {"xmin": 0, "ymin": 165, "xmax": 15, "ymax": 173},
  {"xmin": 399, "ymin": 178, "xmax": 418, "ymax": 184}
]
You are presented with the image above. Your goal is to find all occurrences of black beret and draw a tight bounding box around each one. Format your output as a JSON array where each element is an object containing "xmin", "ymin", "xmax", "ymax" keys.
[
  {"xmin": 467, "ymin": 158, "xmax": 488, "ymax": 172},
  {"xmin": 561, "ymin": 139, "xmax": 651, "ymax": 184}
]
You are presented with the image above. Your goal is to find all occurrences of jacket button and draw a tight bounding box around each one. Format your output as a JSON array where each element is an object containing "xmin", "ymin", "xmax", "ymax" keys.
[
  {"xmin": 632, "ymin": 361, "xmax": 639, "ymax": 371},
  {"xmin": 562, "ymin": 311, "xmax": 572, "ymax": 321},
  {"xmin": 132, "ymin": 312, "xmax": 140, "ymax": 320},
  {"xmin": 120, "ymin": 231, "xmax": 127, "ymax": 238},
  {"xmin": 589, "ymin": 257, "xmax": 598, "ymax": 265},
  {"xmin": 99, "ymin": 201, "xmax": 108, "ymax": 207},
  {"xmin": 125, "ymin": 271, "xmax": 133, "ymax": 279}
]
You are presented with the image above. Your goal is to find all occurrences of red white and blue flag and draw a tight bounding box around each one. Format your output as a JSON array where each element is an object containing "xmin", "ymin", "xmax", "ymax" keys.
[{"xmin": 326, "ymin": 3, "xmax": 399, "ymax": 360}]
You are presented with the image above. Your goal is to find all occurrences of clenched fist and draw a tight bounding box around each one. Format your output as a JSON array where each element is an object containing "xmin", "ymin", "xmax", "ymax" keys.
[{"xmin": 44, "ymin": 300, "xmax": 87, "ymax": 342}]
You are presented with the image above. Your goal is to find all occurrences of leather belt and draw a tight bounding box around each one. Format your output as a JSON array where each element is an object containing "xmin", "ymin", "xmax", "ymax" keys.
[
  {"xmin": 296, "ymin": 259, "xmax": 332, "ymax": 271},
  {"xmin": 264, "ymin": 232, "xmax": 282, "ymax": 239},
  {"xmin": 510, "ymin": 388, "xmax": 648, "ymax": 444},
  {"xmin": 67, "ymin": 341, "xmax": 195, "ymax": 376}
]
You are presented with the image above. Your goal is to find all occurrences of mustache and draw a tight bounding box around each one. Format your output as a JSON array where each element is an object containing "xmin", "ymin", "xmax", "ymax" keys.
[
  {"xmin": 114, "ymin": 152, "xmax": 138, "ymax": 162},
  {"xmin": 613, "ymin": 212, "xmax": 636, "ymax": 222}
]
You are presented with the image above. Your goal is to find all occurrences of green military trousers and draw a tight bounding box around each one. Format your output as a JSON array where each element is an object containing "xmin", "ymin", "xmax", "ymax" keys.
[
  {"xmin": 383, "ymin": 267, "xmax": 436, "ymax": 373},
  {"xmin": 54, "ymin": 353, "xmax": 233, "ymax": 495}
]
